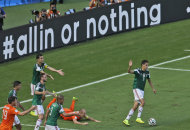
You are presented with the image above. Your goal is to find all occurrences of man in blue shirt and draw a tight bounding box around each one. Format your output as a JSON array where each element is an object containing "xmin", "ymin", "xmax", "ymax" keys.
[{"xmin": 0, "ymin": 6, "xmax": 6, "ymax": 31}]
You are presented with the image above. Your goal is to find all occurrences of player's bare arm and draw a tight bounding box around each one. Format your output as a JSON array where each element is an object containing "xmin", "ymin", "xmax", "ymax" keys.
[
  {"xmin": 18, "ymin": 106, "xmax": 36, "ymax": 116},
  {"xmin": 45, "ymin": 90, "xmax": 56, "ymax": 97},
  {"xmin": 85, "ymin": 115, "xmax": 101, "ymax": 122},
  {"xmin": 73, "ymin": 119, "xmax": 88, "ymax": 125},
  {"xmin": 44, "ymin": 108, "xmax": 50, "ymax": 126},
  {"xmin": 148, "ymin": 79, "xmax": 156, "ymax": 94},
  {"xmin": 18, "ymin": 101, "xmax": 25, "ymax": 111},
  {"xmin": 47, "ymin": 66, "xmax": 64, "ymax": 76},
  {"xmin": 34, "ymin": 90, "xmax": 46, "ymax": 95},
  {"xmin": 62, "ymin": 112, "xmax": 80, "ymax": 117},
  {"xmin": 40, "ymin": 70, "xmax": 54, "ymax": 80},
  {"xmin": 128, "ymin": 60, "xmax": 134, "ymax": 74}
]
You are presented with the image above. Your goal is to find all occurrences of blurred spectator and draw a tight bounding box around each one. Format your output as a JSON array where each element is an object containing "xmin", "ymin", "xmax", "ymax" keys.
[
  {"xmin": 47, "ymin": 2, "xmax": 60, "ymax": 19},
  {"xmin": 89, "ymin": 0, "xmax": 104, "ymax": 9},
  {"xmin": 36, "ymin": 9, "xmax": 48, "ymax": 22},
  {"xmin": 0, "ymin": 6, "xmax": 6, "ymax": 31}
]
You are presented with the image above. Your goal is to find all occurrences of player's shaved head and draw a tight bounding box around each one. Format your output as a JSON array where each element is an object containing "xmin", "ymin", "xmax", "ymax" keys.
[{"xmin": 79, "ymin": 109, "xmax": 86, "ymax": 117}]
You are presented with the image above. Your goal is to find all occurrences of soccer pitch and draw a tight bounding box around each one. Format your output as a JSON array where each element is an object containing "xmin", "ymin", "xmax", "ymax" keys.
[{"xmin": 0, "ymin": 18, "xmax": 190, "ymax": 129}]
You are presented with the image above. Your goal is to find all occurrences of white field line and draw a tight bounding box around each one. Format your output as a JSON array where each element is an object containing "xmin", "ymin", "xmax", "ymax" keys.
[
  {"xmin": 184, "ymin": 50, "xmax": 190, "ymax": 51},
  {"xmin": 0, "ymin": 55, "xmax": 190, "ymax": 109},
  {"xmin": 21, "ymin": 124, "xmax": 78, "ymax": 130},
  {"xmin": 151, "ymin": 66, "xmax": 190, "ymax": 71}
]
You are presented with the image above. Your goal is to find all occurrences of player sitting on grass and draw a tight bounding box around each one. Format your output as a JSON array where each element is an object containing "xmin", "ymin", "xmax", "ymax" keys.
[
  {"xmin": 32, "ymin": 73, "xmax": 56, "ymax": 130},
  {"xmin": 47, "ymin": 96, "xmax": 101, "ymax": 125},
  {"xmin": 0, "ymin": 96, "xmax": 36, "ymax": 130},
  {"xmin": 123, "ymin": 60, "xmax": 156, "ymax": 126},
  {"xmin": 44, "ymin": 95, "xmax": 81, "ymax": 130},
  {"xmin": 8, "ymin": 81, "xmax": 25, "ymax": 130}
]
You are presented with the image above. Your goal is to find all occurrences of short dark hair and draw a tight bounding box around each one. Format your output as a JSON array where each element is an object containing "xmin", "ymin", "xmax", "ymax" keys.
[
  {"xmin": 40, "ymin": 73, "xmax": 46, "ymax": 79},
  {"xmin": 13, "ymin": 81, "xmax": 21, "ymax": 88},
  {"xmin": 8, "ymin": 96, "xmax": 17, "ymax": 104},
  {"xmin": 57, "ymin": 95, "xmax": 64, "ymax": 100},
  {"xmin": 36, "ymin": 53, "xmax": 43, "ymax": 59},
  {"xmin": 141, "ymin": 60, "xmax": 149, "ymax": 66},
  {"xmin": 50, "ymin": 2, "xmax": 56, "ymax": 6}
]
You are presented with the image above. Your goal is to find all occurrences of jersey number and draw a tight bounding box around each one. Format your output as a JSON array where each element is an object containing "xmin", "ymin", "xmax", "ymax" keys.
[
  {"xmin": 49, "ymin": 107, "xmax": 53, "ymax": 116},
  {"xmin": 3, "ymin": 110, "xmax": 8, "ymax": 120}
]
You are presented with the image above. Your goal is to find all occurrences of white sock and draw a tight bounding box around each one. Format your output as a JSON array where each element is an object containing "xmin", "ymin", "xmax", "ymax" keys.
[
  {"xmin": 137, "ymin": 106, "xmax": 143, "ymax": 118},
  {"xmin": 31, "ymin": 85, "xmax": 34, "ymax": 96},
  {"xmin": 126, "ymin": 109, "xmax": 134, "ymax": 120},
  {"xmin": 35, "ymin": 119, "xmax": 42, "ymax": 130}
]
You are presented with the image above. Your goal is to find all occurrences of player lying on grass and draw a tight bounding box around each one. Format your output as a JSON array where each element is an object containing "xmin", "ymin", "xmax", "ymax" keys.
[
  {"xmin": 31, "ymin": 53, "xmax": 64, "ymax": 96},
  {"xmin": 44, "ymin": 95, "xmax": 81, "ymax": 130},
  {"xmin": 32, "ymin": 73, "xmax": 56, "ymax": 130},
  {"xmin": 47, "ymin": 97, "xmax": 101, "ymax": 125},
  {"xmin": 8, "ymin": 81, "xmax": 25, "ymax": 130},
  {"xmin": 0, "ymin": 96, "xmax": 36, "ymax": 130},
  {"xmin": 123, "ymin": 60, "xmax": 156, "ymax": 126}
]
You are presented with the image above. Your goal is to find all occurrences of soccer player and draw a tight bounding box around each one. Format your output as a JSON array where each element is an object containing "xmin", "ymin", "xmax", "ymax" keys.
[
  {"xmin": 0, "ymin": 96, "xmax": 35, "ymax": 130},
  {"xmin": 31, "ymin": 53, "xmax": 64, "ymax": 96},
  {"xmin": 32, "ymin": 73, "xmax": 56, "ymax": 130},
  {"xmin": 47, "ymin": 97, "xmax": 101, "ymax": 125},
  {"xmin": 123, "ymin": 60, "xmax": 156, "ymax": 126},
  {"xmin": 44, "ymin": 95, "xmax": 81, "ymax": 130},
  {"xmin": 8, "ymin": 81, "xmax": 25, "ymax": 130}
]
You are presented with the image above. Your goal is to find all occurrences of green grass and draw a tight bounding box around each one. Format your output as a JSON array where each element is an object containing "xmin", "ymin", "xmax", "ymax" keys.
[
  {"xmin": 3, "ymin": 0, "xmax": 89, "ymax": 30},
  {"xmin": 0, "ymin": 17, "xmax": 190, "ymax": 129}
]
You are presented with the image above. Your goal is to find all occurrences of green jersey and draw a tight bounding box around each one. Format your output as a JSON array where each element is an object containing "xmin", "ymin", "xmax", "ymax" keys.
[
  {"xmin": 8, "ymin": 89, "xmax": 17, "ymax": 98},
  {"xmin": 133, "ymin": 68, "xmax": 150, "ymax": 91},
  {"xmin": 32, "ymin": 82, "xmax": 46, "ymax": 105},
  {"xmin": 46, "ymin": 102, "xmax": 64, "ymax": 126},
  {"xmin": 31, "ymin": 63, "xmax": 48, "ymax": 85}
]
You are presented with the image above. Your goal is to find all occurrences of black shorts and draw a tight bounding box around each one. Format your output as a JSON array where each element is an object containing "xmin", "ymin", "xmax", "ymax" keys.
[{"xmin": 0, "ymin": 25, "xmax": 3, "ymax": 31}]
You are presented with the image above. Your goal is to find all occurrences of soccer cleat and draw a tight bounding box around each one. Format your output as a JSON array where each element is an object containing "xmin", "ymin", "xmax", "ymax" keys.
[
  {"xmin": 136, "ymin": 118, "xmax": 145, "ymax": 124},
  {"xmin": 123, "ymin": 119, "xmax": 130, "ymax": 126},
  {"xmin": 53, "ymin": 91, "xmax": 57, "ymax": 97},
  {"xmin": 30, "ymin": 111, "xmax": 38, "ymax": 117},
  {"xmin": 72, "ymin": 97, "xmax": 78, "ymax": 101}
]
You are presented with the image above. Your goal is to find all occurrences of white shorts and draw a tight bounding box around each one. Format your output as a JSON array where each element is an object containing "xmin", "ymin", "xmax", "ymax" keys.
[
  {"xmin": 13, "ymin": 115, "xmax": 20, "ymax": 126},
  {"xmin": 34, "ymin": 105, "xmax": 44, "ymax": 115},
  {"xmin": 31, "ymin": 83, "xmax": 36, "ymax": 96},
  {"xmin": 133, "ymin": 89, "xmax": 144, "ymax": 103},
  {"xmin": 45, "ymin": 125, "xmax": 60, "ymax": 130}
]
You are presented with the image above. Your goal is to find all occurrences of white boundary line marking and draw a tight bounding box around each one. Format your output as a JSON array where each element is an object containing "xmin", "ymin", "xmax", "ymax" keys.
[
  {"xmin": 0, "ymin": 55, "xmax": 190, "ymax": 109},
  {"xmin": 184, "ymin": 50, "xmax": 190, "ymax": 51},
  {"xmin": 21, "ymin": 124, "xmax": 78, "ymax": 130},
  {"xmin": 151, "ymin": 66, "xmax": 190, "ymax": 72}
]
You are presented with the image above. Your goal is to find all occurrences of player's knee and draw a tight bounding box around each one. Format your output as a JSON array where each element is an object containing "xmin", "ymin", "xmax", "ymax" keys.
[{"xmin": 141, "ymin": 100, "xmax": 145, "ymax": 106}]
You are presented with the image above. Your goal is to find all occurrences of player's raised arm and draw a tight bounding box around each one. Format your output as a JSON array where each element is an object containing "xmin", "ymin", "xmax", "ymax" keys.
[
  {"xmin": 73, "ymin": 119, "xmax": 88, "ymax": 125},
  {"xmin": 47, "ymin": 66, "xmax": 64, "ymax": 76},
  {"xmin": 85, "ymin": 115, "xmax": 101, "ymax": 123},
  {"xmin": 128, "ymin": 60, "xmax": 134, "ymax": 74},
  {"xmin": 18, "ymin": 106, "xmax": 36, "ymax": 116},
  {"xmin": 148, "ymin": 79, "xmax": 156, "ymax": 94},
  {"xmin": 40, "ymin": 70, "xmax": 54, "ymax": 80}
]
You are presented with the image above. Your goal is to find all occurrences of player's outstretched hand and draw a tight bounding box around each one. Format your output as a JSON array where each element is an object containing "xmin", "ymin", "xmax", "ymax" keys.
[
  {"xmin": 95, "ymin": 120, "xmax": 101, "ymax": 123},
  {"xmin": 82, "ymin": 122, "xmax": 88, "ymax": 125},
  {"xmin": 44, "ymin": 121, "xmax": 47, "ymax": 126},
  {"xmin": 57, "ymin": 69, "xmax": 64, "ymax": 76},
  {"xmin": 153, "ymin": 88, "xmax": 156, "ymax": 94},
  {"xmin": 129, "ymin": 60, "xmax": 133, "ymax": 67}
]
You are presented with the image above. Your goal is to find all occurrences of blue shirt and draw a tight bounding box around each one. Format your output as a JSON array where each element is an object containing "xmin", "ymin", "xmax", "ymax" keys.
[{"xmin": 0, "ymin": 7, "xmax": 5, "ymax": 15}]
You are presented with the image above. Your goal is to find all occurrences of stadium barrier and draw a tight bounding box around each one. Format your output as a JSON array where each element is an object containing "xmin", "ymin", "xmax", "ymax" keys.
[{"xmin": 0, "ymin": 0, "xmax": 190, "ymax": 63}]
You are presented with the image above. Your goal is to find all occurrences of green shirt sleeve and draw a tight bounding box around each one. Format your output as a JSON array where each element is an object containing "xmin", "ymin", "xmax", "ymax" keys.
[{"xmin": 134, "ymin": 69, "xmax": 140, "ymax": 76}]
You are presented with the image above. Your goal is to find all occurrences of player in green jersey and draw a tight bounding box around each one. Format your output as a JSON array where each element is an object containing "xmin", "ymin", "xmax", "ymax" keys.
[
  {"xmin": 123, "ymin": 60, "xmax": 156, "ymax": 126},
  {"xmin": 31, "ymin": 53, "xmax": 64, "ymax": 96},
  {"xmin": 44, "ymin": 95, "xmax": 80, "ymax": 130},
  {"xmin": 32, "ymin": 73, "xmax": 56, "ymax": 130},
  {"xmin": 8, "ymin": 81, "xmax": 25, "ymax": 130}
]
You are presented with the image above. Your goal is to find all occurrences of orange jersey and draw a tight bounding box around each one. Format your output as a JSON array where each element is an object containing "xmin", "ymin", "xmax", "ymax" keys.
[
  {"xmin": 60, "ymin": 109, "xmax": 81, "ymax": 121},
  {"xmin": 0, "ymin": 104, "xmax": 20, "ymax": 130}
]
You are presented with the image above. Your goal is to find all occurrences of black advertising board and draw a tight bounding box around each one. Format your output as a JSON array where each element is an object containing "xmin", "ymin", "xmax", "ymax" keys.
[{"xmin": 0, "ymin": 0, "xmax": 190, "ymax": 63}]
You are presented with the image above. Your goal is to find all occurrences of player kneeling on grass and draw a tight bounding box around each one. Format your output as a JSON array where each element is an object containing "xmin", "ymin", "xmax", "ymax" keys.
[
  {"xmin": 46, "ymin": 97, "xmax": 101, "ymax": 125},
  {"xmin": 0, "ymin": 96, "xmax": 36, "ymax": 130},
  {"xmin": 32, "ymin": 73, "xmax": 56, "ymax": 130},
  {"xmin": 123, "ymin": 60, "xmax": 156, "ymax": 126},
  {"xmin": 44, "ymin": 95, "xmax": 81, "ymax": 130}
]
